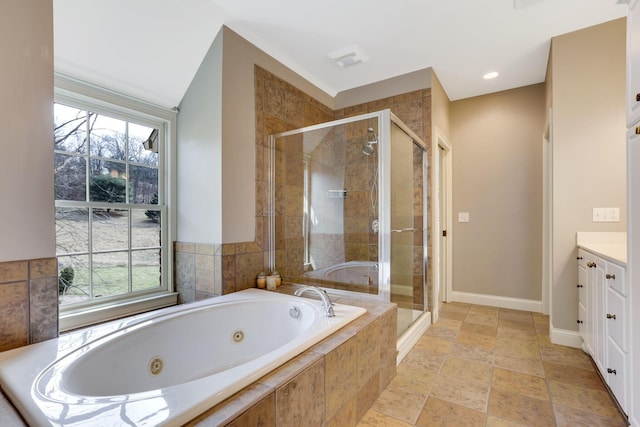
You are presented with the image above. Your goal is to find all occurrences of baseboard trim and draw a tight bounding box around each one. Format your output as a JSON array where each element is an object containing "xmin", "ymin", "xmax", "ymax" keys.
[
  {"xmin": 449, "ymin": 291, "xmax": 542, "ymax": 313},
  {"xmin": 549, "ymin": 325, "xmax": 583, "ymax": 349}
]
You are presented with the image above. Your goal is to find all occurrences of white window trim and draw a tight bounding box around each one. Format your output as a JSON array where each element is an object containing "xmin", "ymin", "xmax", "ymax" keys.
[{"xmin": 55, "ymin": 73, "xmax": 178, "ymax": 331}]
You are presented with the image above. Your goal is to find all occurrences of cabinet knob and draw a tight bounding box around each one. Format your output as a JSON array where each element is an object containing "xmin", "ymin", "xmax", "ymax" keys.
[
  {"xmin": 636, "ymin": 126, "xmax": 640, "ymax": 135},
  {"xmin": 577, "ymin": 256, "xmax": 583, "ymax": 260},
  {"xmin": 586, "ymin": 261, "xmax": 596, "ymax": 268},
  {"xmin": 576, "ymin": 284, "xmax": 583, "ymax": 288},
  {"xmin": 607, "ymin": 368, "xmax": 617, "ymax": 375},
  {"xmin": 576, "ymin": 319, "xmax": 583, "ymax": 324},
  {"xmin": 605, "ymin": 273, "xmax": 615, "ymax": 280},
  {"xmin": 606, "ymin": 313, "xmax": 617, "ymax": 320},
  {"xmin": 636, "ymin": 93, "xmax": 640, "ymax": 102}
]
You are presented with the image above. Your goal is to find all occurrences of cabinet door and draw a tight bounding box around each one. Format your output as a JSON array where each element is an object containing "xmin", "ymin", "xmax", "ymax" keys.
[
  {"xmin": 606, "ymin": 286, "xmax": 627, "ymax": 352},
  {"xmin": 628, "ymin": 0, "xmax": 640, "ymax": 126},
  {"xmin": 577, "ymin": 250, "xmax": 592, "ymax": 354},
  {"xmin": 606, "ymin": 261, "xmax": 626, "ymax": 297},
  {"xmin": 592, "ymin": 256, "xmax": 606, "ymax": 373},
  {"xmin": 606, "ymin": 337, "xmax": 627, "ymax": 412}
]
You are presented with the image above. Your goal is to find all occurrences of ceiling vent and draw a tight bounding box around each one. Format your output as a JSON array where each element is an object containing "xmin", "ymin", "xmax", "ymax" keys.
[{"xmin": 327, "ymin": 45, "xmax": 369, "ymax": 69}]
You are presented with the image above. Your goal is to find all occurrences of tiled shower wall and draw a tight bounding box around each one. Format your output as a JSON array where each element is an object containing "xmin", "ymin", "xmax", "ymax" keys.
[
  {"xmin": 176, "ymin": 66, "xmax": 433, "ymax": 312},
  {"xmin": 0, "ymin": 258, "xmax": 58, "ymax": 352}
]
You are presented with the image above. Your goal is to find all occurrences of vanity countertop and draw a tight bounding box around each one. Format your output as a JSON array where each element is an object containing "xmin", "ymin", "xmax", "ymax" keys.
[{"xmin": 576, "ymin": 232, "xmax": 627, "ymax": 265}]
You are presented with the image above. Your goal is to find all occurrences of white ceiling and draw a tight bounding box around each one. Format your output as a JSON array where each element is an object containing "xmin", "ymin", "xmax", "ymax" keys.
[{"xmin": 54, "ymin": 0, "xmax": 626, "ymax": 109}]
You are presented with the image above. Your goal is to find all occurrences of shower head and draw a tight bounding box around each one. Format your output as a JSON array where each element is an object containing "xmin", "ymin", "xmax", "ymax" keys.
[{"xmin": 363, "ymin": 127, "xmax": 378, "ymax": 155}]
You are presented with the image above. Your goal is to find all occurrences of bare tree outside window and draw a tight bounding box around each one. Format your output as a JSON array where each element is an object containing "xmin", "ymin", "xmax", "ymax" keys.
[{"xmin": 54, "ymin": 102, "xmax": 163, "ymax": 305}]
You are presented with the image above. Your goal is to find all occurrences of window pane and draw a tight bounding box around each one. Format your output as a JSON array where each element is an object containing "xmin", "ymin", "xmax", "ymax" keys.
[
  {"xmin": 54, "ymin": 104, "xmax": 88, "ymax": 154},
  {"xmin": 89, "ymin": 160, "xmax": 126, "ymax": 203},
  {"xmin": 56, "ymin": 208, "xmax": 89, "ymax": 255},
  {"xmin": 92, "ymin": 252, "xmax": 129, "ymax": 298},
  {"xmin": 58, "ymin": 255, "xmax": 90, "ymax": 305},
  {"xmin": 132, "ymin": 209, "xmax": 160, "ymax": 248},
  {"xmin": 55, "ymin": 154, "xmax": 86, "ymax": 201},
  {"xmin": 129, "ymin": 123, "xmax": 158, "ymax": 166},
  {"xmin": 90, "ymin": 114, "xmax": 126, "ymax": 160},
  {"xmin": 132, "ymin": 249, "xmax": 161, "ymax": 291},
  {"xmin": 129, "ymin": 165, "xmax": 158, "ymax": 204},
  {"xmin": 92, "ymin": 209, "xmax": 129, "ymax": 252}
]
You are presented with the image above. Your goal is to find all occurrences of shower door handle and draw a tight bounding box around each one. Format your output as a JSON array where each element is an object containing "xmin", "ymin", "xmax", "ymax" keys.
[{"xmin": 391, "ymin": 228, "xmax": 418, "ymax": 233}]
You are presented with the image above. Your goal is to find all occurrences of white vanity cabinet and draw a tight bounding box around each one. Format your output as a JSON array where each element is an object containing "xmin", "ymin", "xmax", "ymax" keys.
[{"xmin": 577, "ymin": 236, "xmax": 629, "ymax": 414}]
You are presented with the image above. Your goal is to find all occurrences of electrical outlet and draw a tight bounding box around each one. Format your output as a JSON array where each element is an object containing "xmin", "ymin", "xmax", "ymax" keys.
[{"xmin": 458, "ymin": 212, "xmax": 469, "ymax": 223}]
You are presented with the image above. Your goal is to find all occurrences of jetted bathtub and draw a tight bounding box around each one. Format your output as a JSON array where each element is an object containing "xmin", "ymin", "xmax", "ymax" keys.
[{"xmin": 0, "ymin": 288, "xmax": 365, "ymax": 426}]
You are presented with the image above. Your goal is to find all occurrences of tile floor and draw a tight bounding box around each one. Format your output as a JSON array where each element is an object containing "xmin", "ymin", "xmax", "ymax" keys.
[{"xmin": 358, "ymin": 302, "xmax": 628, "ymax": 426}]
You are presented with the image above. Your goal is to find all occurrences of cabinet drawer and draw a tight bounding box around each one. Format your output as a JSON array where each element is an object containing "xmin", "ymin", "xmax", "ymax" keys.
[
  {"xmin": 605, "ymin": 338, "xmax": 627, "ymax": 412},
  {"xmin": 605, "ymin": 262, "xmax": 626, "ymax": 297},
  {"xmin": 606, "ymin": 287, "xmax": 627, "ymax": 351}
]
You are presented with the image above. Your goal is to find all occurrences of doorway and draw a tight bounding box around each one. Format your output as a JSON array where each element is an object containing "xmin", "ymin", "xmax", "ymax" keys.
[{"xmin": 433, "ymin": 128, "xmax": 452, "ymax": 323}]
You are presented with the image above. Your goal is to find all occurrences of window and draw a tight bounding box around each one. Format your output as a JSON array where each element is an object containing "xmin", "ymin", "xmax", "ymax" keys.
[{"xmin": 54, "ymin": 95, "xmax": 170, "ymax": 314}]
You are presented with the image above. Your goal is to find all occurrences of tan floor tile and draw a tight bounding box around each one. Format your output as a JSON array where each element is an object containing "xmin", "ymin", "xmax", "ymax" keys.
[
  {"xmin": 459, "ymin": 322, "xmax": 497, "ymax": 337},
  {"xmin": 496, "ymin": 326, "xmax": 537, "ymax": 342},
  {"xmin": 539, "ymin": 344, "xmax": 594, "ymax": 371},
  {"xmin": 371, "ymin": 369, "xmax": 434, "ymax": 424},
  {"xmin": 415, "ymin": 397, "xmax": 485, "ymax": 427},
  {"xmin": 553, "ymin": 403, "xmax": 627, "ymax": 427},
  {"xmin": 413, "ymin": 335, "xmax": 454, "ymax": 354},
  {"xmin": 534, "ymin": 322, "xmax": 549, "ymax": 335},
  {"xmin": 441, "ymin": 357, "xmax": 492, "ymax": 385},
  {"xmin": 357, "ymin": 409, "xmax": 413, "ymax": 426},
  {"xmin": 491, "ymin": 368, "xmax": 549, "ymax": 401},
  {"xmin": 488, "ymin": 387, "xmax": 555, "ymax": 427},
  {"xmin": 543, "ymin": 361, "xmax": 606, "ymax": 390},
  {"xmin": 485, "ymin": 415, "xmax": 527, "ymax": 426},
  {"xmin": 456, "ymin": 331, "xmax": 497, "ymax": 350},
  {"xmin": 493, "ymin": 354, "xmax": 545, "ymax": 377},
  {"xmin": 429, "ymin": 375, "xmax": 490, "ymax": 412},
  {"xmin": 499, "ymin": 309, "xmax": 534, "ymax": 323},
  {"xmin": 494, "ymin": 337, "xmax": 540, "ymax": 360},
  {"xmin": 464, "ymin": 312, "xmax": 499, "ymax": 327},
  {"xmin": 401, "ymin": 348, "xmax": 448, "ymax": 372},
  {"xmin": 440, "ymin": 302, "xmax": 471, "ymax": 314},
  {"xmin": 468, "ymin": 305, "xmax": 499, "ymax": 316},
  {"xmin": 432, "ymin": 317, "xmax": 463, "ymax": 330},
  {"xmin": 536, "ymin": 333, "xmax": 552, "ymax": 346},
  {"xmin": 498, "ymin": 319, "xmax": 535, "ymax": 332},
  {"xmin": 439, "ymin": 310, "xmax": 467, "ymax": 321},
  {"xmin": 548, "ymin": 380, "xmax": 621, "ymax": 419},
  {"xmin": 450, "ymin": 343, "xmax": 495, "ymax": 365},
  {"xmin": 424, "ymin": 325, "xmax": 458, "ymax": 340}
]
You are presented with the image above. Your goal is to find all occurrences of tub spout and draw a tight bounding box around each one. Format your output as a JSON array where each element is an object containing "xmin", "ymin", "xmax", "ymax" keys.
[{"xmin": 294, "ymin": 286, "xmax": 335, "ymax": 317}]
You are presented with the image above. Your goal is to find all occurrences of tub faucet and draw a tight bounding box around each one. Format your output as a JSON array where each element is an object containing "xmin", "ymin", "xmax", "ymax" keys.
[{"xmin": 294, "ymin": 286, "xmax": 335, "ymax": 317}]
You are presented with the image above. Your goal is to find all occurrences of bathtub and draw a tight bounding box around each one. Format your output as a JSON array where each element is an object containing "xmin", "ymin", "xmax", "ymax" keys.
[
  {"xmin": 305, "ymin": 260, "xmax": 378, "ymax": 286},
  {"xmin": 0, "ymin": 288, "xmax": 365, "ymax": 426}
]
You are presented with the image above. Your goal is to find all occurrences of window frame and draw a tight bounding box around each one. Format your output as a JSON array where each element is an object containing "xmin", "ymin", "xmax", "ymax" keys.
[{"xmin": 55, "ymin": 74, "xmax": 178, "ymax": 331}]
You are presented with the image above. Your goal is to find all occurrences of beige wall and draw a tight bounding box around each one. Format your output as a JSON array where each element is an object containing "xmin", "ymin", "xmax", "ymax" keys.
[
  {"xmin": 450, "ymin": 84, "xmax": 545, "ymax": 301},
  {"xmin": 0, "ymin": 0, "xmax": 55, "ymax": 262},
  {"xmin": 0, "ymin": 1, "xmax": 58, "ymax": 351},
  {"xmin": 550, "ymin": 18, "xmax": 626, "ymax": 331},
  {"xmin": 431, "ymin": 71, "xmax": 451, "ymax": 141},
  {"xmin": 178, "ymin": 26, "xmax": 334, "ymax": 244}
]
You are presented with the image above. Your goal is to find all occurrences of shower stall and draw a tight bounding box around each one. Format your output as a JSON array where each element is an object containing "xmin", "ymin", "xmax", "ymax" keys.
[{"xmin": 267, "ymin": 109, "xmax": 429, "ymax": 355}]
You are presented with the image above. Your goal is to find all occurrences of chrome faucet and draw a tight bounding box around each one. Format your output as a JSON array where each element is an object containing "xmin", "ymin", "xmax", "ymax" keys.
[{"xmin": 294, "ymin": 286, "xmax": 335, "ymax": 317}]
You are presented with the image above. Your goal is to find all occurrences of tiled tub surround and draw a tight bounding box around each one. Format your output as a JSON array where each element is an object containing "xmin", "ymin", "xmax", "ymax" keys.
[
  {"xmin": 0, "ymin": 258, "xmax": 58, "ymax": 352},
  {"xmin": 187, "ymin": 287, "xmax": 397, "ymax": 426},
  {"xmin": 0, "ymin": 286, "xmax": 397, "ymax": 426}
]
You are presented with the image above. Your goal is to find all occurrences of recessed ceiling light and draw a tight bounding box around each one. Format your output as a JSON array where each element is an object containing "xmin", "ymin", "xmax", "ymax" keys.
[{"xmin": 483, "ymin": 71, "xmax": 500, "ymax": 80}]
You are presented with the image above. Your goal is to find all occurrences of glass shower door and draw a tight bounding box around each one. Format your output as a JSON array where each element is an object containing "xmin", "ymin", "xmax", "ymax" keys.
[{"xmin": 390, "ymin": 122, "xmax": 426, "ymax": 337}]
